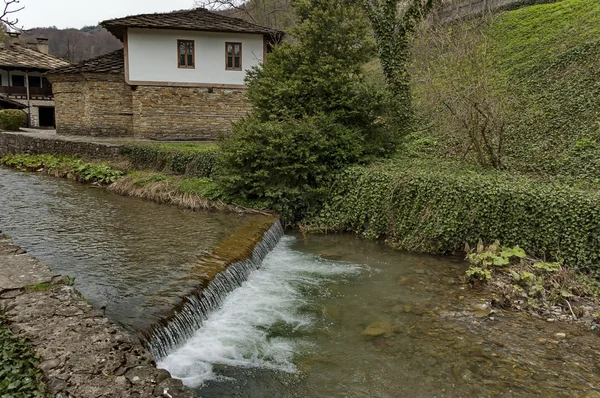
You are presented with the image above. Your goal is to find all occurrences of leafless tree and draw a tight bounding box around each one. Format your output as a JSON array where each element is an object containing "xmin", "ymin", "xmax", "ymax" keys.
[
  {"xmin": 1, "ymin": 0, "xmax": 24, "ymax": 31},
  {"xmin": 195, "ymin": 0, "xmax": 295, "ymax": 30},
  {"xmin": 411, "ymin": 12, "xmax": 513, "ymax": 169}
]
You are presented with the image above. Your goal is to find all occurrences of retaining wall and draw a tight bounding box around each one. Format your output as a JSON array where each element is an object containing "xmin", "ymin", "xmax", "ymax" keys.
[{"xmin": 0, "ymin": 131, "xmax": 122, "ymax": 160}]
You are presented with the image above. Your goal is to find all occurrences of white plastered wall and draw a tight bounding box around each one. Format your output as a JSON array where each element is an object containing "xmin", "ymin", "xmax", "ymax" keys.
[{"xmin": 126, "ymin": 28, "xmax": 264, "ymax": 86}]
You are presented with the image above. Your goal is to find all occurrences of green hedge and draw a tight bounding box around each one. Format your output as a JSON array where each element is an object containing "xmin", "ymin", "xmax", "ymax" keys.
[
  {"xmin": 120, "ymin": 143, "xmax": 219, "ymax": 178},
  {"xmin": 0, "ymin": 110, "xmax": 26, "ymax": 131},
  {"xmin": 306, "ymin": 158, "xmax": 600, "ymax": 269}
]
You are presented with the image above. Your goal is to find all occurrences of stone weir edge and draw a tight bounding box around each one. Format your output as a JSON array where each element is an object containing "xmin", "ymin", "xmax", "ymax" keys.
[{"xmin": 0, "ymin": 237, "xmax": 196, "ymax": 398}]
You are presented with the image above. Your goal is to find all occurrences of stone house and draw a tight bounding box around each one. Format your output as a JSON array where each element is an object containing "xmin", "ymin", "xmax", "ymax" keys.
[
  {"xmin": 46, "ymin": 8, "xmax": 284, "ymax": 140},
  {"xmin": 0, "ymin": 33, "xmax": 70, "ymax": 128}
]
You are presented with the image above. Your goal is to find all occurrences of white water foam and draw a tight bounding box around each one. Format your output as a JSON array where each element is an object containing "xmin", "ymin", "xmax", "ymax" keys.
[{"xmin": 158, "ymin": 235, "xmax": 363, "ymax": 388}]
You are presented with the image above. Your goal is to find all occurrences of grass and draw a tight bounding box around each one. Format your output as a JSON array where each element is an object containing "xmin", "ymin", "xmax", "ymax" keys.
[
  {"xmin": 407, "ymin": 0, "xmax": 600, "ymax": 180},
  {"xmin": 490, "ymin": 0, "xmax": 600, "ymax": 76},
  {"xmin": 108, "ymin": 171, "xmax": 268, "ymax": 214}
]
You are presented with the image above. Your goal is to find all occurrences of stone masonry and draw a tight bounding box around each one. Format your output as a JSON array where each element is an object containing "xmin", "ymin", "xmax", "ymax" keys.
[
  {"xmin": 49, "ymin": 73, "xmax": 134, "ymax": 137},
  {"xmin": 132, "ymin": 86, "xmax": 249, "ymax": 140},
  {"xmin": 0, "ymin": 237, "xmax": 195, "ymax": 397},
  {"xmin": 48, "ymin": 72, "xmax": 250, "ymax": 140}
]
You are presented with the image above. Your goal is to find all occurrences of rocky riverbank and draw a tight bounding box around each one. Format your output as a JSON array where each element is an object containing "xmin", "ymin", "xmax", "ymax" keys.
[{"xmin": 0, "ymin": 237, "xmax": 195, "ymax": 398}]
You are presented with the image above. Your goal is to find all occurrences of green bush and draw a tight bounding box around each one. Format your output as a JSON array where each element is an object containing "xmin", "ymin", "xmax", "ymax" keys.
[
  {"xmin": 121, "ymin": 144, "xmax": 219, "ymax": 178},
  {"xmin": 0, "ymin": 110, "xmax": 26, "ymax": 131},
  {"xmin": 0, "ymin": 315, "xmax": 46, "ymax": 397},
  {"xmin": 305, "ymin": 157, "xmax": 600, "ymax": 269},
  {"xmin": 219, "ymin": 115, "xmax": 363, "ymax": 218},
  {"xmin": 219, "ymin": 0, "xmax": 395, "ymax": 219}
]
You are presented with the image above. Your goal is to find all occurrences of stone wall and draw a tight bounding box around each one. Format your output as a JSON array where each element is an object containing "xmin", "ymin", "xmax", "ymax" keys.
[
  {"xmin": 132, "ymin": 86, "xmax": 249, "ymax": 140},
  {"xmin": 48, "ymin": 72, "xmax": 250, "ymax": 140},
  {"xmin": 12, "ymin": 99, "xmax": 55, "ymax": 128},
  {"xmin": 48, "ymin": 73, "xmax": 134, "ymax": 137},
  {"xmin": 0, "ymin": 131, "xmax": 122, "ymax": 160}
]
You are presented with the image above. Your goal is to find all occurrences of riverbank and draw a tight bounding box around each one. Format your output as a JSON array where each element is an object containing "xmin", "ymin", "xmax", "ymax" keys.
[{"xmin": 0, "ymin": 236, "xmax": 195, "ymax": 397}]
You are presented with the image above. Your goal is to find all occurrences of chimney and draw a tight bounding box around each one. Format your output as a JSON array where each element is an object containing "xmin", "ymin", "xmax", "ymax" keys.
[
  {"xmin": 7, "ymin": 32, "xmax": 21, "ymax": 45},
  {"xmin": 36, "ymin": 37, "xmax": 49, "ymax": 54}
]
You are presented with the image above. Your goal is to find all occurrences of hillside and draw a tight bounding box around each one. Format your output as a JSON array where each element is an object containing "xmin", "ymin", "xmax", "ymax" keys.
[
  {"xmin": 23, "ymin": 25, "xmax": 122, "ymax": 63},
  {"xmin": 410, "ymin": 0, "xmax": 600, "ymax": 180}
]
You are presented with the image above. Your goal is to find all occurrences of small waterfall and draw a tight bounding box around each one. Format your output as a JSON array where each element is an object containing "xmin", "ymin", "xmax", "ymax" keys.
[{"xmin": 145, "ymin": 221, "xmax": 284, "ymax": 360}]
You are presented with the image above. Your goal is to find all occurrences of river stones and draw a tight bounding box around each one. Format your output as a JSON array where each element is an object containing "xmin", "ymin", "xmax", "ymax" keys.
[{"xmin": 362, "ymin": 322, "xmax": 392, "ymax": 337}]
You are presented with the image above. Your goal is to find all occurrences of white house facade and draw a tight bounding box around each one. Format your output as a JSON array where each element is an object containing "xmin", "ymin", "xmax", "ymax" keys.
[{"xmin": 46, "ymin": 8, "xmax": 283, "ymax": 140}]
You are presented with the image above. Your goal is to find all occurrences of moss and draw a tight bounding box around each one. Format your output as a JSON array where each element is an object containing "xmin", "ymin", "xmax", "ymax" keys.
[
  {"xmin": 183, "ymin": 215, "xmax": 279, "ymax": 286},
  {"xmin": 25, "ymin": 282, "xmax": 52, "ymax": 292}
]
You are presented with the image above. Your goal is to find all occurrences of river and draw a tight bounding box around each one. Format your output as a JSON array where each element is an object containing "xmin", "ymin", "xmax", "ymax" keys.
[{"xmin": 1, "ymin": 168, "xmax": 599, "ymax": 397}]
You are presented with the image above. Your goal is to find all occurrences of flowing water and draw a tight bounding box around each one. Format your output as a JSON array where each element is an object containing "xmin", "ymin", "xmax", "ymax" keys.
[
  {"xmin": 2, "ymin": 168, "xmax": 600, "ymax": 397},
  {"xmin": 0, "ymin": 168, "xmax": 256, "ymax": 332},
  {"xmin": 161, "ymin": 234, "xmax": 600, "ymax": 398}
]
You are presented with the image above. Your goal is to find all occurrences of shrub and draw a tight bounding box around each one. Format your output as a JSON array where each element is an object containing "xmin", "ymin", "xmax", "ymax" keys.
[
  {"xmin": 0, "ymin": 109, "xmax": 26, "ymax": 131},
  {"xmin": 218, "ymin": 115, "xmax": 363, "ymax": 218},
  {"xmin": 120, "ymin": 144, "xmax": 219, "ymax": 178},
  {"xmin": 305, "ymin": 157, "xmax": 600, "ymax": 269},
  {"xmin": 219, "ymin": 0, "xmax": 394, "ymax": 218}
]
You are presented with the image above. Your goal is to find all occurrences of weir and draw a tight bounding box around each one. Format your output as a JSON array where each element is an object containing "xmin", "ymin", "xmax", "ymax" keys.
[{"xmin": 145, "ymin": 220, "xmax": 285, "ymax": 360}]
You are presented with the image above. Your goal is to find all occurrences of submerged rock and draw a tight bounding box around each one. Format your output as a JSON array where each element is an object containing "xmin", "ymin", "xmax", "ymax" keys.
[{"xmin": 362, "ymin": 322, "xmax": 392, "ymax": 337}]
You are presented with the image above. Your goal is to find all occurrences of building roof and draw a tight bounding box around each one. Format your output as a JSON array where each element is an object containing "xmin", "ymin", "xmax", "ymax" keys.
[
  {"xmin": 0, "ymin": 43, "xmax": 70, "ymax": 71},
  {"xmin": 47, "ymin": 49, "xmax": 125, "ymax": 75},
  {"xmin": 0, "ymin": 95, "xmax": 26, "ymax": 109},
  {"xmin": 101, "ymin": 8, "xmax": 285, "ymax": 41}
]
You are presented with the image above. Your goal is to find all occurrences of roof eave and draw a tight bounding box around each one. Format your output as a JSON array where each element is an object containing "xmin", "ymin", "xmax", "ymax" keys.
[{"xmin": 103, "ymin": 23, "xmax": 283, "ymax": 40}]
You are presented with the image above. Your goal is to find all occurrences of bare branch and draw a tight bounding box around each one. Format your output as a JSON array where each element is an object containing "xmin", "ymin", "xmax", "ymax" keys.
[{"xmin": 2, "ymin": 0, "xmax": 24, "ymax": 31}]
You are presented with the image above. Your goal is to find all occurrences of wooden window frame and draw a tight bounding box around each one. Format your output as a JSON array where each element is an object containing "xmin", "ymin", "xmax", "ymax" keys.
[
  {"xmin": 177, "ymin": 40, "xmax": 195, "ymax": 69},
  {"xmin": 225, "ymin": 42, "xmax": 242, "ymax": 71}
]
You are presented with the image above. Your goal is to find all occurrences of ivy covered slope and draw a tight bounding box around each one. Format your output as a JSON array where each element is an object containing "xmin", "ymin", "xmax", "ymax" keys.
[
  {"xmin": 305, "ymin": 157, "xmax": 600, "ymax": 270},
  {"xmin": 412, "ymin": 0, "xmax": 600, "ymax": 179}
]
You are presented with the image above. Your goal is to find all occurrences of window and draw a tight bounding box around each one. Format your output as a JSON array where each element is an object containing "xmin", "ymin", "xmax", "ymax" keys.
[
  {"xmin": 12, "ymin": 75, "xmax": 25, "ymax": 87},
  {"xmin": 225, "ymin": 42, "xmax": 242, "ymax": 71},
  {"xmin": 29, "ymin": 76, "xmax": 42, "ymax": 88},
  {"xmin": 178, "ymin": 40, "xmax": 195, "ymax": 68}
]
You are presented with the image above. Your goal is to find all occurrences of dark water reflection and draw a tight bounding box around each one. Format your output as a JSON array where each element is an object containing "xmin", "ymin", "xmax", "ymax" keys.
[{"xmin": 0, "ymin": 168, "xmax": 254, "ymax": 331}]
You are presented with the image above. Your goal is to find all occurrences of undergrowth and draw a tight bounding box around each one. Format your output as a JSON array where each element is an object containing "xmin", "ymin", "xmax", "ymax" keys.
[
  {"xmin": 409, "ymin": 0, "xmax": 600, "ymax": 180},
  {"xmin": 0, "ymin": 314, "xmax": 46, "ymax": 397},
  {"xmin": 0, "ymin": 154, "xmax": 123, "ymax": 184},
  {"xmin": 464, "ymin": 240, "xmax": 600, "ymax": 321}
]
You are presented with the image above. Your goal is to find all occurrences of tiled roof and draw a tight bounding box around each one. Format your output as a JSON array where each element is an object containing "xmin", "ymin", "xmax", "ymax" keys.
[
  {"xmin": 101, "ymin": 8, "xmax": 285, "ymax": 41},
  {"xmin": 47, "ymin": 49, "xmax": 124, "ymax": 75},
  {"xmin": 0, "ymin": 43, "xmax": 70, "ymax": 70}
]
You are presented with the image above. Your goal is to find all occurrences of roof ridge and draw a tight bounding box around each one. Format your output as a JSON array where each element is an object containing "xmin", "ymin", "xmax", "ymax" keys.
[{"xmin": 101, "ymin": 7, "xmax": 200, "ymax": 24}]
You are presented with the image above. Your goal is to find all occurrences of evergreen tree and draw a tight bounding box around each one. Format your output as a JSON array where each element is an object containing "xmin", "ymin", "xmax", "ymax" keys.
[{"xmin": 218, "ymin": 0, "xmax": 394, "ymax": 219}]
